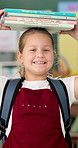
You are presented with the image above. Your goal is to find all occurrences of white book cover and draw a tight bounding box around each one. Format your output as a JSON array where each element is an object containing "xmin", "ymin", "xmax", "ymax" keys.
[{"xmin": 3, "ymin": 20, "xmax": 74, "ymax": 33}]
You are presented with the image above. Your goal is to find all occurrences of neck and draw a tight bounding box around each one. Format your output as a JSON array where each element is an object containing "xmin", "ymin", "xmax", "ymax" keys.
[{"xmin": 25, "ymin": 74, "xmax": 47, "ymax": 81}]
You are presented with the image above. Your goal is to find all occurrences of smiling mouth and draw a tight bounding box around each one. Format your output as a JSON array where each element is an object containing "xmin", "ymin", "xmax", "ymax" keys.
[{"xmin": 33, "ymin": 61, "xmax": 46, "ymax": 64}]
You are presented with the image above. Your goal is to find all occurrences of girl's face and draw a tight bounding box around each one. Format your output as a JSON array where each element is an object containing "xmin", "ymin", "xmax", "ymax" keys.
[{"xmin": 17, "ymin": 32, "xmax": 54, "ymax": 81}]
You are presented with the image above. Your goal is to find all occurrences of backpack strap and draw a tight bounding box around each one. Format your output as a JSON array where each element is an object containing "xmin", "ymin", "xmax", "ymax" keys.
[
  {"xmin": 0, "ymin": 77, "xmax": 24, "ymax": 141},
  {"xmin": 47, "ymin": 77, "xmax": 72, "ymax": 148}
]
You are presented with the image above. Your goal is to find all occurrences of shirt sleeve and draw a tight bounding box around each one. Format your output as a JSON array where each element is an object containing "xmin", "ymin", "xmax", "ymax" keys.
[
  {"xmin": 0, "ymin": 76, "xmax": 8, "ymax": 106},
  {"xmin": 61, "ymin": 76, "xmax": 78, "ymax": 106}
]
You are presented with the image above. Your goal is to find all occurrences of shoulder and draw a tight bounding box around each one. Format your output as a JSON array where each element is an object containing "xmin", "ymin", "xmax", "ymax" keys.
[
  {"xmin": 60, "ymin": 76, "xmax": 75, "ymax": 85},
  {"xmin": 60, "ymin": 76, "xmax": 76, "ymax": 105},
  {"xmin": 0, "ymin": 76, "xmax": 8, "ymax": 106},
  {"xmin": 0, "ymin": 76, "xmax": 8, "ymax": 88}
]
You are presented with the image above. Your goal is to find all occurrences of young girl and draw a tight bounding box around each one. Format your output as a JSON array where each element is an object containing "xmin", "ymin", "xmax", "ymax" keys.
[{"xmin": 0, "ymin": 10, "xmax": 78, "ymax": 148}]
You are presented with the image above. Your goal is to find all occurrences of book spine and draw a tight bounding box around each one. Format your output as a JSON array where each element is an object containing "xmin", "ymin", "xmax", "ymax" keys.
[
  {"xmin": 4, "ymin": 8, "xmax": 76, "ymax": 16},
  {"xmin": 3, "ymin": 20, "xmax": 74, "ymax": 32},
  {"xmin": 4, "ymin": 12, "xmax": 77, "ymax": 21},
  {"xmin": 4, "ymin": 16, "xmax": 77, "ymax": 25},
  {"xmin": 3, "ymin": 19, "xmax": 74, "ymax": 28}
]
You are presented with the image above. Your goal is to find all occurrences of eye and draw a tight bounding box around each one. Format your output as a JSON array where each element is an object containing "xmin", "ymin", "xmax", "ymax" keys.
[
  {"xmin": 44, "ymin": 49, "xmax": 50, "ymax": 51},
  {"xmin": 30, "ymin": 49, "xmax": 36, "ymax": 51}
]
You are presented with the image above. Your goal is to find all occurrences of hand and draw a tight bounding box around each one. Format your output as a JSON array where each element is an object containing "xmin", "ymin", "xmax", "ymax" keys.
[
  {"xmin": 0, "ymin": 24, "xmax": 11, "ymax": 30},
  {"xmin": 0, "ymin": 10, "xmax": 11, "ymax": 30},
  {"xmin": 60, "ymin": 18, "xmax": 78, "ymax": 41}
]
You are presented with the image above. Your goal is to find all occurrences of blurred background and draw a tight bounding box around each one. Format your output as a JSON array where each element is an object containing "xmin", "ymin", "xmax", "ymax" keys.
[{"xmin": 0, "ymin": 0, "xmax": 78, "ymax": 147}]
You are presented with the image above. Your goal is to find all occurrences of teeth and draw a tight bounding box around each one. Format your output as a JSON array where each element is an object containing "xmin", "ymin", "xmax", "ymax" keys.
[{"xmin": 35, "ymin": 62, "xmax": 45, "ymax": 64}]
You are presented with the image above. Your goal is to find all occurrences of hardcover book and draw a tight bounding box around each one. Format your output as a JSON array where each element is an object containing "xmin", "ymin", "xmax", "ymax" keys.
[
  {"xmin": 4, "ymin": 12, "xmax": 76, "ymax": 21},
  {"xmin": 4, "ymin": 16, "xmax": 77, "ymax": 25},
  {"xmin": 4, "ymin": 8, "xmax": 76, "ymax": 16},
  {"xmin": 3, "ymin": 19, "xmax": 75, "ymax": 33}
]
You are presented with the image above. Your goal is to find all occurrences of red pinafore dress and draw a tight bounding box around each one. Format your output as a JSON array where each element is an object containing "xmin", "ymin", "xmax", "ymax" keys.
[{"xmin": 2, "ymin": 87, "xmax": 69, "ymax": 148}]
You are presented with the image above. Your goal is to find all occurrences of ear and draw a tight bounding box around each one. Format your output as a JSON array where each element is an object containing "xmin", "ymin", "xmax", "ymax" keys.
[
  {"xmin": 54, "ymin": 50, "xmax": 56, "ymax": 57},
  {"xmin": 17, "ymin": 51, "xmax": 24, "ymax": 64}
]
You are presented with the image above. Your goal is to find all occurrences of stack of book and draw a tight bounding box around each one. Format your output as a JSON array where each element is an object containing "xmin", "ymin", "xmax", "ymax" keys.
[{"xmin": 0, "ymin": 8, "xmax": 77, "ymax": 33}]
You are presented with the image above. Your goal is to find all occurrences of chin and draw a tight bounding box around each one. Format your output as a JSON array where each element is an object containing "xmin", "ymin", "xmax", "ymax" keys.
[{"xmin": 34, "ymin": 71, "xmax": 47, "ymax": 77}]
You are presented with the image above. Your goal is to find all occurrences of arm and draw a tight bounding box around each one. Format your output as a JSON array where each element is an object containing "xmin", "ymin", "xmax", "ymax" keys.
[
  {"xmin": 60, "ymin": 18, "xmax": 78, "ymax": 99},
  {"xmin": 60, "ymin": 18, "xmax": 78, "ymax": 41},
  {"xmin": 74, "ymin": 77, "xmax": 78, "ymax": 100},
  {"xmin": 0, "ymin": 10, "xmax": 11, "ymax": 30}
]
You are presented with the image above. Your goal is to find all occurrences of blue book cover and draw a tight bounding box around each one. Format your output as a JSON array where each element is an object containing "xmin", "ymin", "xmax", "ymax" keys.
[
  {"xmin": 4, "ymin": 8, "xmax": 76, "ymax": 17},
  {"xmin": 4, "ymin": 12, "xmax": 77, "ymax": 21}
]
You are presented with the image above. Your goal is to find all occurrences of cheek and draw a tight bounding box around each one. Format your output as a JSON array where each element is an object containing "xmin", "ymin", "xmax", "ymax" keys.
[
  {"xmin": 49, "ymin": 53, "xmax": 54, "ymax": 63},
  {"xmin": 23, "ymin": 54, "xmax": 33, "ymax": 65},
  {"xmin": 49, "ymin": 55, "xmax": 54, "ymax": 68}
]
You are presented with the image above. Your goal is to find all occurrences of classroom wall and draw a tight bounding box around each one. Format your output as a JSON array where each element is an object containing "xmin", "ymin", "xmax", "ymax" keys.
[
  {"xmin": 0, "ymin": 0, "xmax": 78, "ymax": 11},
  {"xmin": 0, "ymin": 0, "xmax": 57, "ymax": 10},
  {"xmin": 58, "ymin": 33, "xmax": 78, "ymax": 75}
]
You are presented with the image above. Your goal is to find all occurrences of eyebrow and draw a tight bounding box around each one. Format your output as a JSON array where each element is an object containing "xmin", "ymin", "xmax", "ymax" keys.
[{"xmin": 27, "ymin": 45, "xmax": 52, "ymax": 48}]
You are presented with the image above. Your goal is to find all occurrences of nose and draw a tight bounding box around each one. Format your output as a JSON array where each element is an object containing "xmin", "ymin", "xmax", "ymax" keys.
[{"xmin": 36, "ymin": 49, "xmax": 44, "ymax": 58}]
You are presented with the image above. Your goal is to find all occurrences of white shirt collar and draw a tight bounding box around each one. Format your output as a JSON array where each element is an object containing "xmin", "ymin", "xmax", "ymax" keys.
[{"xmin": 22, "ymin": 80, "xmax": 50, "ymax": 90}]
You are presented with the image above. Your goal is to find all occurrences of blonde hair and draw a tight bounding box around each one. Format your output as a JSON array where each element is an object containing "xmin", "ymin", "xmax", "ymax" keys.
[{"xmin": 18, "ymin": 27, "xmax": 54, "ymax": 78}]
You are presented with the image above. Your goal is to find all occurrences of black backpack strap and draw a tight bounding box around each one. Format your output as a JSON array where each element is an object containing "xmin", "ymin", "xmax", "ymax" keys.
[
  {"xmin": 0, "ymin": 77, "xmax": 24, "ymax": 140},
  {"xmin": 47, "ymin": 77, "xmax": 72, "ymax": 148}
]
